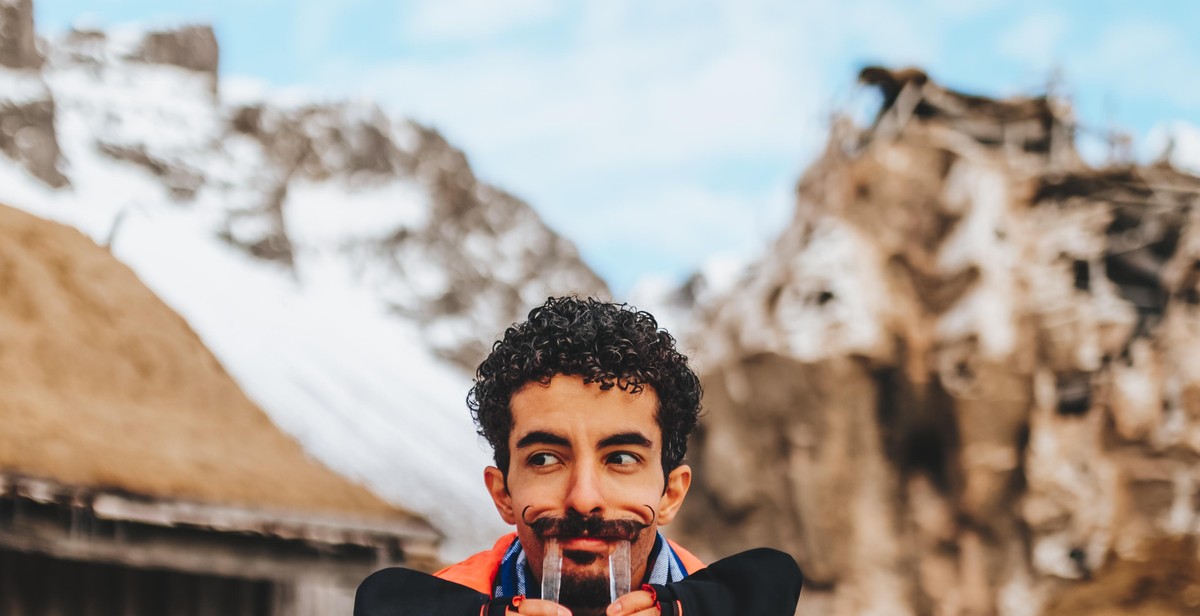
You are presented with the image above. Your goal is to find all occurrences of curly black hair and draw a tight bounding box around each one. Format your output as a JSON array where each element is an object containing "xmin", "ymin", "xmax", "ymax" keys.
[{"xmin": 468, "ymin": 296, "xmax": 702, "ymax": 479}]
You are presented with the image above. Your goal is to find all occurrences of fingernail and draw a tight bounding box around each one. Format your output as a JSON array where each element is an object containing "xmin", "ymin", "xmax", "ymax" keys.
[{"xmin": 558, "ymin": 608, "xmax": 572, "ymax": 616}]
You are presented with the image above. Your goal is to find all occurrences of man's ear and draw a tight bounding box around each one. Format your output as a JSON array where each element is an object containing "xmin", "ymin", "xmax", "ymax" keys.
[
  {"xmin": 656, "ymin": 464, "xmax": 692, "ymax": 526},
  {"xmin": 484, "ymin": 466, "xmax": 517, "ymax": 525}
]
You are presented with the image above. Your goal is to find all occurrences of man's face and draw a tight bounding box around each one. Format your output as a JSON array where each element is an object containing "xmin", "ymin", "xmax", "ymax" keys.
[{"xmin": 484, "ymin": 374, "xmax": 691, "ymax": 611}]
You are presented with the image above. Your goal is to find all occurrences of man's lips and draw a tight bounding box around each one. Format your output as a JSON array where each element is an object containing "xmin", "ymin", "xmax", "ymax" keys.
[{"xmin": 558, "ymin": 536, "xmax": 613, "ymax": 551}]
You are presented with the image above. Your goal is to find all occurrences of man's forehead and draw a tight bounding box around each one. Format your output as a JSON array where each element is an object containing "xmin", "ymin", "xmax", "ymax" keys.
[
  {"xmin": 509, "ymin": 411, "xmax": 661, "ymax": 445},
  {"xmin": 508, "ymin": 375, "xmax": 661, "ymax": 445}
]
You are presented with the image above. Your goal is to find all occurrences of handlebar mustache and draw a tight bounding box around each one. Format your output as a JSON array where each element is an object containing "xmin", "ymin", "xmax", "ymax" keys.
[{"xmin": 524, "ymin": 508, "xmax": 654, "ymax": 542}]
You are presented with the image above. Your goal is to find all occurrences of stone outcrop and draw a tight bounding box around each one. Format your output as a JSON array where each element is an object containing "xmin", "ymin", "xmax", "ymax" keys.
[
  {"xmin": 0, "ymin": 84, "xmax": 66, "ymax": 187},
  {"xmin": 221, "ymin": 102, "xmax": 608, "ymax": 367},
  {"xmin": 131, "ymin": 25, "xmax": 219, "ymax": 94},
  {"xmin": 133, "ymin": 25, "xmax": 219, "ymax": 75},
  {"xmin": 0, "ymin": 0, "xmax": 41, "ymax": 69},
  {"xmin": 676, "ymin": 67, "xmax": 1200, "ymax": 616},
  {"xmin": 0, "ymin": 1, "xmax": 64, "ymax": 186}
]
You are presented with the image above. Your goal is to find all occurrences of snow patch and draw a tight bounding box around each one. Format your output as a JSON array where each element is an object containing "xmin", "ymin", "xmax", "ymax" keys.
[
  {"xmin": 0, "ymin": 68, "xmax": 49, "ymax": 105},
  {"xmin": 285, "ymin": 179, "xmax": 431, "ymax": 248}
]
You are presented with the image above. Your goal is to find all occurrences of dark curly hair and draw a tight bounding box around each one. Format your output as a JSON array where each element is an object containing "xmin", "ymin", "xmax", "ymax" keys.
[{"xmin": 468, "ymin": 296, "xmax": 702, "ymax": 480}]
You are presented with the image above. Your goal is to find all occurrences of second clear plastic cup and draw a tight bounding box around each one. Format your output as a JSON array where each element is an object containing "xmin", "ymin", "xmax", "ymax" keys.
[
  {"xmin": 609, "ymin": 540, "xmax": 631, "ymax": 601},
  {"xmin": 542, "ymin": 538, "xmax": 562, "ymax": 603}
]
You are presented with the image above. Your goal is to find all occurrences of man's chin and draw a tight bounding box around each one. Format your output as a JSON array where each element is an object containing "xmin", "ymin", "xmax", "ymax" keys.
[{"xmin": 560, "ymin": 570, "xmax": 611, "ymax": 614}]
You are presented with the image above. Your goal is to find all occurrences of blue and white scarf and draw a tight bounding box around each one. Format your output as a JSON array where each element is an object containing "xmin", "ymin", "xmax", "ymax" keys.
[{"xmin": 493, "ymin": 532, "xmax": 689, "ymax": 599}]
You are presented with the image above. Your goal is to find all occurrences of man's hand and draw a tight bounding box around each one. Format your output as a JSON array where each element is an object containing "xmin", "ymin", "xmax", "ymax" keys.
[
  {"xmin": 508, "ymin": 598, "xmax": 572, "ymax": 616},
  {"xmin": 605, "ymin": 590, "xmax": 659, "ymax": 616}
]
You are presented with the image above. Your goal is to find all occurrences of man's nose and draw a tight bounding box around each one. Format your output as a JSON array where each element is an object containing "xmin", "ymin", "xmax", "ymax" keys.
[{"xmin": 563, "ymin": 461, "xmax": 605, "ymax": 515}]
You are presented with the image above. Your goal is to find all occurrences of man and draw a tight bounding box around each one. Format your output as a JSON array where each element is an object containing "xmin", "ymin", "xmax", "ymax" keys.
[{"xmin": 356, "ymin": 297, "xmax": 800, "ymax": 616}]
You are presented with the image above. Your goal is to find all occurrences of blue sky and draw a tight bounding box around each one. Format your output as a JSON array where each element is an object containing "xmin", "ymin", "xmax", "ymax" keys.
[{"xmin": 36, "ymin": 1, "xmax": 1200, "ymax": 295}]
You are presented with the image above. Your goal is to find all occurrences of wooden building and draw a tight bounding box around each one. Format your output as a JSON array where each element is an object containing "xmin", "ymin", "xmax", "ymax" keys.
[{"xmin": 0, "ymin": 204, "xmax": 440, "ymax": 615}]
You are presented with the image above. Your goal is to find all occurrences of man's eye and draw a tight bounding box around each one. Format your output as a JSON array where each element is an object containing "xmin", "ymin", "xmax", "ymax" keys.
[
  {"xmin": 607, "ymin": 452, "xmax": 641, "ymax": 466},
  {"xmin": 528, "ymin": 452, "xmax": 561, "ymax": 467}
]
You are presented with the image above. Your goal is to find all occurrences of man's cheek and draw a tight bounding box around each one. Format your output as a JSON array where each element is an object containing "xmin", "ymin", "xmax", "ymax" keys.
[
  {"xmin": 510, "ymin": 477, "xmax": 565, "ymax": 511},
  {"xmin": 509, "ymin": 485, "xmax": 560, "ymax": 521}
]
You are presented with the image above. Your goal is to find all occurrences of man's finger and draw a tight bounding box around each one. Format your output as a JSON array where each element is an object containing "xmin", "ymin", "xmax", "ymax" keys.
[
  {"xmin": 511, "ymin": 598, "xmax": 572, "ymax": 616},
  {"xmin": 606, "ymin": 590, "xmax": 657, "ymax": 616}
]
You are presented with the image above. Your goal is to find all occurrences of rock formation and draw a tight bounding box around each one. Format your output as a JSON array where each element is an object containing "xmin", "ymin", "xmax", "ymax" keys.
[
  {"xmin": 0, "ymin": 0, "xmax": 65, "ymax": 187},
  {"xmin": 676, "ymin": 67, "xmax": 1200, "ymax": 616},
  {"xmin": 219, "ymin": 102, "xmax": 606, "ymax": 367},
  {"xmin": 0, "ymin": 0, "xmax": 41, "ymax": 69},
  {"xmin": 133, "ymin": 25, "xmax": 219, "ymax": 93},
  {"xmin": 0, "ymin": 83, "xmax": 65, "ymax": 187}
]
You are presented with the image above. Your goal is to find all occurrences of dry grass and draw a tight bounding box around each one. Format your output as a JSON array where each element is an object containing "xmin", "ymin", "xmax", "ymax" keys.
[{"xmin": 0, "ymin": 204, "xmax": 414, "ymax": 522}]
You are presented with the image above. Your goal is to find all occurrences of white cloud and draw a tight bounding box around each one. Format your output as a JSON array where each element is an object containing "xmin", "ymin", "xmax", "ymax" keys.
[
  {"xmin": 592, "ymin": 184, "xmax": 789, "ymax": 252},
  {"xmin": 997, "ymin": 10, "xmax": 1069, "ymax": 69},
  {"xmin": 923, "ymin": 0, "xmax": 1004, "ymax": 20},
  {"xmin": 1068, "ymin": 19, "xmax": 1200, "ymax": 108},
  {"xmin": 350, "ymin": 3, "xmax": 837, "ymax": 180},
  {"xmin": 404, "ymin": 0, "xmax": 562, "ymax": 42},
  {"xmin": 304, "ymin": 0, "xmax": 996, "ymax": 291},
  {"xmin": 1144, "ymin": 121, "xmax": 1200, "ymax": 175},
  {"xmin": 562, "ymin": 182, "xmax": 794, "ymax": 292},
  {"xmin": 294, "ymin": 0, "xmax": 355, "ymax": 58},
  {"xmin": 842, "ymin": 0, "xmax": 944, "ymax": 66}
]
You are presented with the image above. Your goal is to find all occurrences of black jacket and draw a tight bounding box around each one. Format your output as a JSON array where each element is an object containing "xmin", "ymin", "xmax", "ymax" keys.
[{"xmin": 354, "ymin": 548, "xmax": 802, "ymax": 616}]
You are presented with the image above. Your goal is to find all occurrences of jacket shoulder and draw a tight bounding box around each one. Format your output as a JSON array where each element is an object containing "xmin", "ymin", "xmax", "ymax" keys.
[
  {"xmin": 668, "ymin": 539, "xmax": 707, "ymax": 574},
  {"xmin": 433, "ymin": 533, "xmax": 517, "ymax": 596}
]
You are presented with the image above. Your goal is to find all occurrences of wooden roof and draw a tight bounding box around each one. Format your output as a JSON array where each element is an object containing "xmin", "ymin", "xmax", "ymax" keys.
[{"xmin": 0, "ymin": 204, "xmax": 429, "ymax": 533}]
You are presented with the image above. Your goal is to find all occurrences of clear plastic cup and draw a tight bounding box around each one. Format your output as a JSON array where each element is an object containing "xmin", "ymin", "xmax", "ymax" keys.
[
  {"xmin": 542, "ymin": 538, "xmax": 562, "ymax": 604},
  {"xmin": 609, "ymin": 540, "xmax": 631, "ymax": 601},
  {"xmin": 540, "ymin": 539, "xmax": 632, "ymax": 604}
]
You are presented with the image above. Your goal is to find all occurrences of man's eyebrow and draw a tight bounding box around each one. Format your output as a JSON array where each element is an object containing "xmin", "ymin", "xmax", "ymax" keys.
[
  {"xmin": 598, "ymin": 432, "xmax": 653, "ymax": 449},
  {"xmin": 515, "ymin": 430, "xmax": 570, "ymax": 449}
]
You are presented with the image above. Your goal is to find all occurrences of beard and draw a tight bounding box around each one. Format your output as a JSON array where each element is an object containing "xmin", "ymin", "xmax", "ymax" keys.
[{"xmin": 559, "ymin": 568, "xmax": 612, "ymax": 616}]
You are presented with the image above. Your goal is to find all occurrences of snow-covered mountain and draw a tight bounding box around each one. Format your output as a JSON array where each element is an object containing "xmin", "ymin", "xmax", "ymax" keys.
[{"xmin": 0, "ymin": 1, "xmax": 606, "ymax": 559}]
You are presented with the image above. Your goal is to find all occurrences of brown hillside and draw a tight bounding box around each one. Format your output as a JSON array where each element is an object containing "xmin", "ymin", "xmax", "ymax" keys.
[{"xmin": 0, "ymin": 204, "xmax": 412, "ymax": 521}]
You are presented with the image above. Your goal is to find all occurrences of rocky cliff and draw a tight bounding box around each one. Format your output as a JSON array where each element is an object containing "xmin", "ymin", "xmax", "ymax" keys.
[{"xmin": 676, "ymin": 68, "xmax": 1200, "ymax": 616}]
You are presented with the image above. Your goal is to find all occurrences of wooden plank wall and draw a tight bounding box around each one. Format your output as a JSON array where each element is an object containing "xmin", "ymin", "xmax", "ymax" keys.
[
  {"xmin": 272, "ymin": 579, "xmax": 356, "ymax": 616},
  {"xmin": 0, "ymin": 547, "xmax": 275, "ymax": 616}
]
